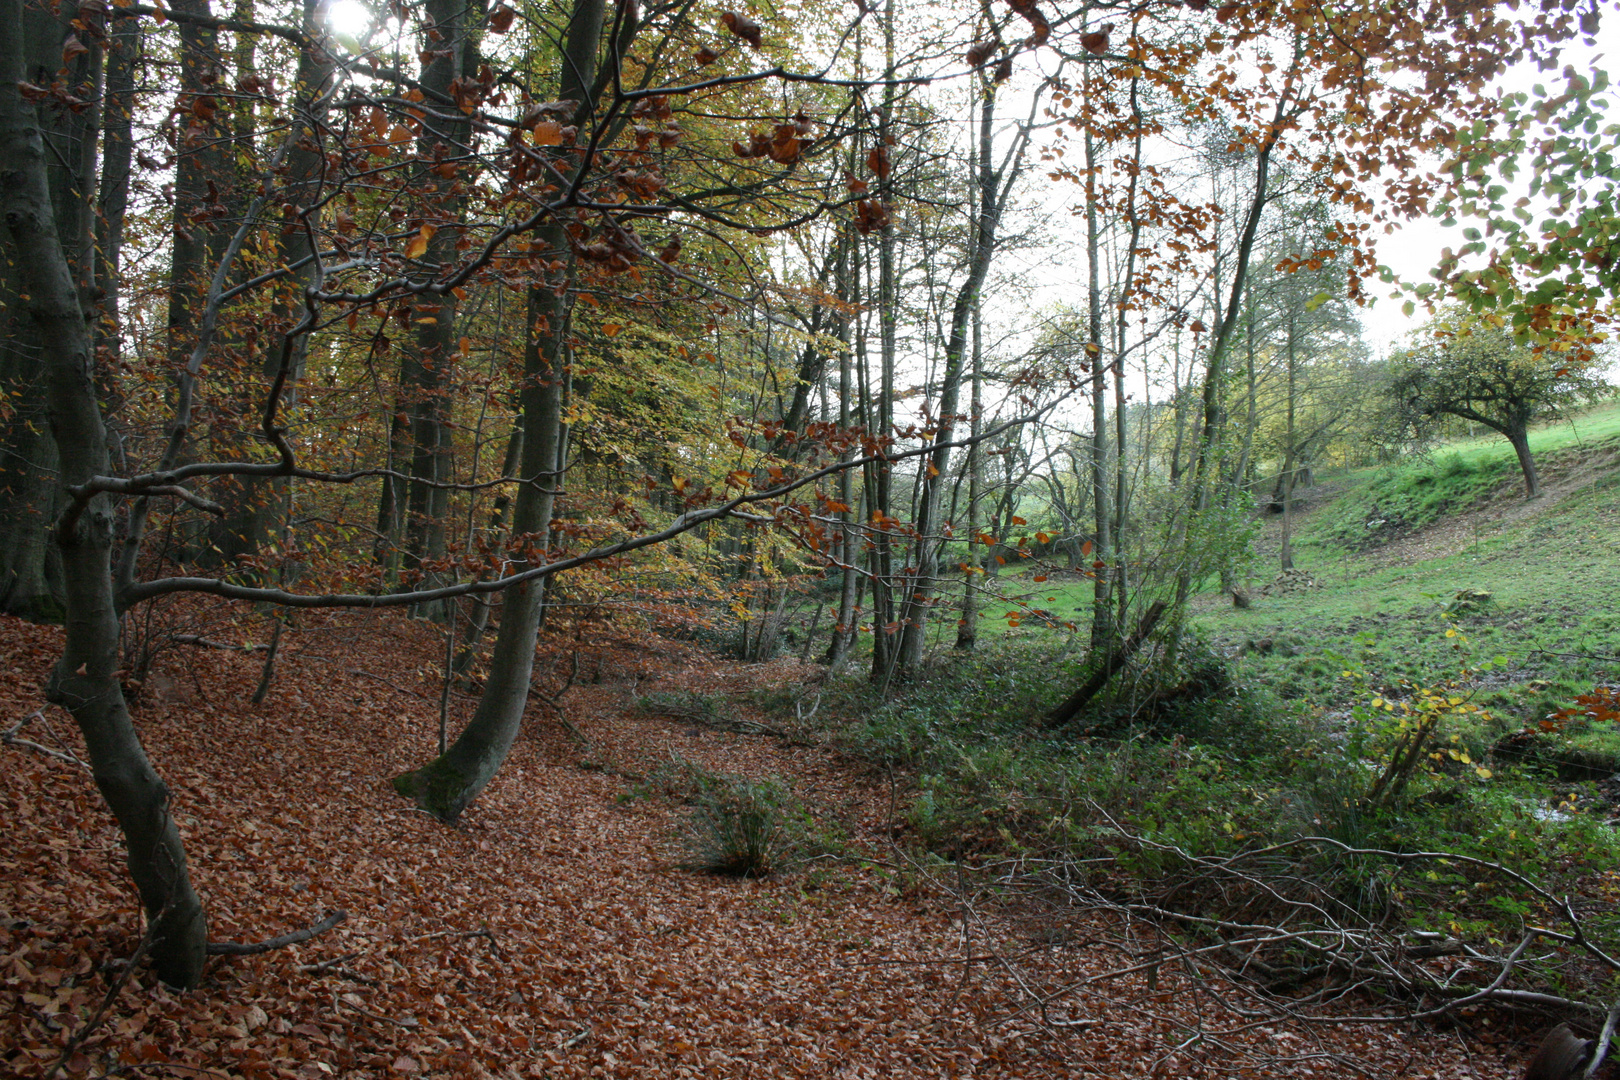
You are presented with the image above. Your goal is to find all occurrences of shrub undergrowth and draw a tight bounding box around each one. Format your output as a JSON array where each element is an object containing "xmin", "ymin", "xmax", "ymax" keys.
[{"xmin": 781, "ymin": 637, "xmax": 1620, "ymax": 996}]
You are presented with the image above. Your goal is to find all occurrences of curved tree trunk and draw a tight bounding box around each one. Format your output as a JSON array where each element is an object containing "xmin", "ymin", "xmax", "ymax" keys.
[
  {"xmin": 392, "ymin": 247, "xmax": 570, "ymax": 824},
  {"xmin": 1508, "ymin": 425, "xmax": 1541, "ymax": 499},
  {"xmin": 1, "ymin": 20, "xmax": 208, "ymax": 987},
  {"xmin": 393, "ymin": 0, "xmax": 610, "ymax": 822}
]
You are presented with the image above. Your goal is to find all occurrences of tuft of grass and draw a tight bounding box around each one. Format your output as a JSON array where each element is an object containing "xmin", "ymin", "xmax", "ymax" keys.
[
  {"xmin": 681, "ymin": 775, "xmax": 798, "ymax": 878},
  {"xmin": 634, "ymin": 757, "xmax": 823, "ymax": 878}
]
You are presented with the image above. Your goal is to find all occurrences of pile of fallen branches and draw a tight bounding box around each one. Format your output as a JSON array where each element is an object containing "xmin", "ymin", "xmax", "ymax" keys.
[
  {"xmin": 1059, "ymin": 819, "xmax": 1619, "ymax": 1022},
  {"xmin": 909, "ymin": 810, "xmax": 1620, "ymax": 1074}
]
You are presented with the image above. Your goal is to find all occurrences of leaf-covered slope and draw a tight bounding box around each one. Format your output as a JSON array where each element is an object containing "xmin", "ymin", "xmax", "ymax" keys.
[{"xmin": 1, "ymin": 611, "xmax": 1543, "ymax": 1077}]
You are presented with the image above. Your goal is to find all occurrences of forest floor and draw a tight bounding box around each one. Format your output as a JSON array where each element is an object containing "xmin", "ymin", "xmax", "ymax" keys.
[{"xmin": 1, "ymin": 608, "xmax": 1575, "ymax": 1078}]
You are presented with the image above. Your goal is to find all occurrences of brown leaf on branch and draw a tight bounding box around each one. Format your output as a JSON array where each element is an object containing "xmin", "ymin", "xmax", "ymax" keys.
[
  {"xmin": 720, "ymin": 10, "xmax": 763, "ymax": 48},
  {"xmin": 965, "ymin": 36, "xmax": 999, "ymax": 67},
  {"xmin": 854, "ymin": 198, "xmax": 890, "ymax": 234},
  {"xmin": 405, "ymin": 224, "xmax": 436, "ymax": 260},
  {"xmin": 1005, "ymin": 0, "xmax": 1049, "ymax": 44},
  {"xmin": 1080, "ymin": 23, "xmax": 1112, "ymax": 54},
  {"xmin": 866, "ymin": 145, "xmax": 890, "ymax": 179}
]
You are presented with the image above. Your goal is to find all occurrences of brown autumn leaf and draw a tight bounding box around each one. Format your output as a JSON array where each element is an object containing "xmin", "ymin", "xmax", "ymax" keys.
[
  {"xmin": 695, "ymin": 46, "xmax": 720, "ymax": 65},
  {"xmin": 965, "ymin": 36, "xmax": 999, "ymax": 67},
  {"xmin": 531, "ymin": 119, "xmax": 564, "ymax": 146},
  {"xmin": 62, "ymin": 33, "xmax": 89, "ymax": 63},
  {"xmin": 1080, "ymin": 23, "xmax": 1112, "ymax": 54},
  {"xmin": 405, "ymin": 224, "xmax": 436, "ymax": 259},
  {"xmin": 1005, "ymin": 0, "xmax": 1049, "ymax": 44},
  {"xmin": 854, "ymin": 198, "xmax": 890, "ymax": 234},
  {"xmin": 719, "ymin": 10, "xmax": 762, "ymax": 48},
  {"xmin": 487, "ymin": 3, "xmax": 515, "ymax": 32},
  {"xmin": 866, "ymin": 145, "xmax": 891, "ymax": 179}
]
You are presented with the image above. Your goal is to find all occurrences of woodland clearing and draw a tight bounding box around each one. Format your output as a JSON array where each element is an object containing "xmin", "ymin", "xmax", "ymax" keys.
[{"xmin": 0, "ymin": 605, "xmax": 1589, "ymax": 1079}]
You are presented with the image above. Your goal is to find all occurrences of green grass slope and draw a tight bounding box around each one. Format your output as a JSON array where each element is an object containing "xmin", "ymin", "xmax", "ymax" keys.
[{"xmin": 1198, "ymin": 398, "xmax": 1620, "ymax": 759}]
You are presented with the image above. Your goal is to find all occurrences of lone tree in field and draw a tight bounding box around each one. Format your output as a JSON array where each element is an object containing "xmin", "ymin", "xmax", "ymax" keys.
[{"xmin": 1386, "ymin": 318, "xmax": 1609, "ymax": 499}]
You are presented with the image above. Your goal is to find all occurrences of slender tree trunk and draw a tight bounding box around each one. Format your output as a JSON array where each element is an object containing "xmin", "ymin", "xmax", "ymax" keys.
[
  {"xmin": 393, "ymin": 0, "xmax": 609, "ymax": 822},
  {"xmin": 1111, "ymin": 75, "xmax": 1143, "ymax": 633},
  {"xmin": 868, "ymin": 0, "xmax": 898, "ymax": 684},
  {"xmin": 1168, "ymin": 84, "xmax": 1289, "ymax": 659},
  {"xmin": 1, "ymin": 19, "xmax": 208, "ymax": 986},
  {"xmin": 827, "ymin": 236, "xmax": 860, "ymax": 667},
  {"xmin": 955, "ymin": 294, "xmax": 984, "ymax": 650},
  {"xmin": 895, "ymin": 73, "xmax": 1013, "ymax": 672},
  {"xmin": 1082, "ymin": 95, "xmax": 1113, "ymax": 653},
  {"xmin": 1280, "ymin": 310, "xmax": 1298, "ymax": 570}
]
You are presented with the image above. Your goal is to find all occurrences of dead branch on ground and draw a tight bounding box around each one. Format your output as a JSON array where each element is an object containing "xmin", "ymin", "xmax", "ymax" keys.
[{"xmin": 207, "ymin": 910, "xmax": 348, "ymax": 956}]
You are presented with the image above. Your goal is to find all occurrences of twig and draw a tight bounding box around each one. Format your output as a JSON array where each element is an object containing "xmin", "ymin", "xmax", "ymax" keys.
[
  {"xmin": 407, "ymin": 926, "xmax": 503, "ymax": 956},
  {"xmin": 207, "ymin": 910, "xmax": 347, "ymax": 956},
  {"xmin": 333, "ymin": 993, "xmax": 421, "ymax": 1028},
  {"xmin": 347, "ymin": 667, "xmax": 433, "ymax": 701},
  {"xmin": 301, "ymin": 958, "xmax": 377, "ymax": 985},
  {"xmin": 3, "ymin": 710, "xmax": 89, "ymax": 770},
  {"xmin": 46, "ymin": 905, "xmax": 167, "ymax": 1078},
  {"xmin": 1588, "ymin": 998, "xmax": 1620, "ymax": 1078},
  {"xmin": 168, "ymin": 634, "xmax": 271, "ymax": 652}
]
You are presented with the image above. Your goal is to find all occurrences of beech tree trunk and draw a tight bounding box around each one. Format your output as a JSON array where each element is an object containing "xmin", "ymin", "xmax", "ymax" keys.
[
  {"xmin": 0, "ymin": 0, "xmax": 103, "ymax": 621},
  {"xmin": 393, "ymin": 0, "xmax": 609, "ymax": 822},
  {"xmin": 1, "ymin": 16, "xmax": 208, "ymax": 987},
  {"xmin": 398, "ymin": 0, "xmax": 486, "ymax": 607},
  {"xmin": 0, "ymin": 257, "xmax": 62, "ymax": 619}
]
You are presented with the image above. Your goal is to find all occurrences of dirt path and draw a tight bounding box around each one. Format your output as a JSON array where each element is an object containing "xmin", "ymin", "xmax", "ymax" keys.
[{"xmin": 1, "ymin": 613, "xmax": 1546, "ymax": 1077}]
